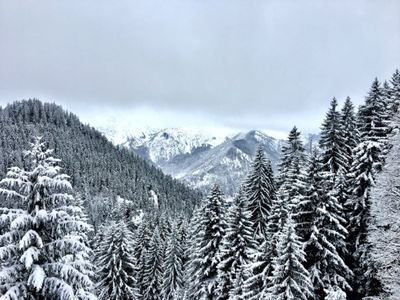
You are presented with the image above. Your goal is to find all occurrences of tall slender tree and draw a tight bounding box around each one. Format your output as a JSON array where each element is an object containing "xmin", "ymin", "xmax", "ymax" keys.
[
  {"xmin": 319, "ymin": 98, "xmax": 347, "ymax": 176},
  {"xmin": 267, "ymin": 217, "xmax": 313, "ymax": 300},
  {"xmin": 190, "ymin": 185, "xmax": 226, "ymax": 299},
  {"xmin": 143, "ymin": 226, "xmax": 164, "ymax": 300},
  {"xmin": 161, "ymin": 221, "xmax": 184, "ymax": 300},
  {"xmin": 217, "ymin": 190, "xmax": 256, "ymax": 300},
  {"xmin": 244, "ymin": 146, "xmax": 277, "ymax": 239},
  {"xmin": 340, "ymin": 97, "xmax": 360, "ymax": 170},
  {"xmin": 358, "ymin": 78, "xmax": 391, "ymax": 148},
  {"xmin": 95, "ymin": 221, "xmax": 140, "ymax": 300},
  {"xmin": 345, "ymin": 141, "xmax": 382, "ymax": 298}
]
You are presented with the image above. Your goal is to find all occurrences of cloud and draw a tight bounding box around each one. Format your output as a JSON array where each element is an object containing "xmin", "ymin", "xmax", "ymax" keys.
[{"xmin": 0, "ymin": 0, "xmax": 399, "ymax": 134}]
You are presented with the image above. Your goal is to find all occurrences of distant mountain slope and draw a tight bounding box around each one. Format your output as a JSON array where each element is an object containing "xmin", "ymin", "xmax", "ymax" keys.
[
  {"xmin": 0, "ymin": 100, "xmax": 201, "ymax": 214},
  {"xmin": 118, "ymin": 128, "xmax": 283, "ymax": 196}
]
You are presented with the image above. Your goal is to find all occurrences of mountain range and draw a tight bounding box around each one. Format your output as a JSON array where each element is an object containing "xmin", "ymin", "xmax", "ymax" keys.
[{"xmin": 101, "ymin": 127, "xmax": 285, "ymax": 196}]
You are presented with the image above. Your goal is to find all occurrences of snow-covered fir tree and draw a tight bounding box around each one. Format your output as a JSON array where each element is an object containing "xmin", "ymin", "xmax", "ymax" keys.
[
  {"xmin": 277, "ymin": 126, "xmax": 307, "ymax": 187},
  {"xmin": 388, "ymin": 69, "xmax": 400, "ymax": 116},
  {"xmin": 345, "ymin": 139, "xmax": 384, "ymax": 298},
  {"xmin": 184, "ymin": 205, "xmax": 203, "ymax": 298},
  {"xmin": 358, "ymin": 78, "xmax": 391, "ymax": 153},
  {"xmin": 340, "ymin": 97, "xmax": 360, "ymax": 169},
  {"xmin": 267, "ymin": 216, "xmax": 313, "ymax": 300},
  {"xmin": 217, "ymin": 190, "xmax": 256, "ymax": 300},
  {"xmin": 303, "ymin": 163, "xmax": 352, "ymax": 298},
  {"xmin": 189, "ymin": 185, "xmax": 225, "ymax": 299},
  {"xmin": 95, "ymin": 221, "xmax": 140, "ymax": 300},
  {"xmin": 293, "ymin": 149, "xmax": 320, "ymax": 241},
  {"xmin": 243, "ymin": 157, "xmax": 279, "ymax": 300},
  {"xmin": 276, "ymin": 126, "xmax": 308, "ymax": 233},
  {"xmin": 243, "ymin": 146, "xmax": 276, "ymax": 239},
  {"xmin": 319, "ymin": 97, "xmax": 348, "ymax": 176},
  {"xmin": 142, "ymin": 226, "xmax": 164, "ymax": 300},
  {"xmin": 0, "ymin": 137, "xmax": 95, "ymax": 299},
  {"xmin": 132, "ymin": 214, "xmax": 154, "ymax": 297},
  {"xmin": 161, "ymin": 221, "xmax": 184, "ymax": 300}
]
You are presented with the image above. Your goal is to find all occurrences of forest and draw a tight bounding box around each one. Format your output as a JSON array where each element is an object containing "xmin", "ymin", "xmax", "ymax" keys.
[{"xmin": 0, "ymin": 69, "xmax": 400, "ymax": 300}]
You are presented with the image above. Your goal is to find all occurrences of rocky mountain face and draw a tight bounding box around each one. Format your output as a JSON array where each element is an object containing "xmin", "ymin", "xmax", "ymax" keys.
[{"xmin": 107, "ymin": 128, "xmax": 283, "ymax": 196}]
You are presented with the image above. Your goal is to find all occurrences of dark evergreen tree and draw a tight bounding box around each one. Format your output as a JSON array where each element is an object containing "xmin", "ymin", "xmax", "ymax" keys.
[
  {"xmin": 190, "ymin": 185, "xmax": 225, "ymax": 299},
  {"xmin": 217, "ymin": 190, "xmax": 256, "ymax": 300},
  {"xmin": 143, "ymin": 226, "xmax": 164, "ymax": 300},
  {"xmin": 243, "ymin": 155, "xmax": 278, "ymax": 300},
  {"xmin": 388, "ymin": 69, "xmax": 400, "ymax": 116},
  {"xmin": 340, "ymin": 97, "xmax": 360, "ymax": 170},
  {"xmin": 319, "ymin": 97, "xmax": 348, "ymax": 176},
  {"xmin": 303, "ymin": 165, "xmax": 352, "ymax": 298},
  {"xmin": 358, "ymin": 78, "xmax": 391, "ymax": 150},
  {"xmin": 244, "ymin": 146, "xmax": 277, "ymax": 239},
  {"xmin": 161, "ymin": 221, "xmax": 184, "ymax": 300},
  {"xmin": 267, "ymin": 217, "xmax": 313, "ymax": 300},
  {"xmin": 95, "ymin": 221, "xmax": 140, "ymax": 300},
  {"xmin": 278, "ymin": 126, "xmax": 307, "ymax": 184},
  {"xmin": 345, "ymin": 141, "xmax": 382, "ymax": 298}
]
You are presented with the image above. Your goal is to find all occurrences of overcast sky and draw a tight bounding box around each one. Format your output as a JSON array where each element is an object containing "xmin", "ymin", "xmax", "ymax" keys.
[{"xmin": 0, "ymin": 0, "xmax": 399, "ymax": 137}]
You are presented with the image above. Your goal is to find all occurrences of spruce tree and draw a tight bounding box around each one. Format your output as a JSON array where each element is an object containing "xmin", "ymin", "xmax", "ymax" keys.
[
  {"xmin": 319, "ymin": 97, "xmax": 348, "ymax": 176},
  {"xmin": 345, "ymin": 141, "xmax": 382, "ymax": 297},
  {"xmin": 340, "ymin": 97, "xmax": 359, "ymax": 170},
  {"xmin": 190, "ymin": 185, "xmax": 225, "ymax": 299},
  {"xmin": 244, "ymin": 146, "xmax": 277, "ymax": 239},
  {"xmin": 277, "ymin": 126, "xmax": 308, "ymax": 230},
  {"xmin": 304, "ymin": 165, "xmax": 352, "ymax": 298},
  {"xmin": 95, "ymin": 221, "xmax": 140, "ymax": 300},
  {"xmin": 358, "ymin": 78, "xmax": 391, "ymax": 151},
  {"xmin": 0, "ymin": 137, "xmax": 95, "ymax": 299},
  {"xmin": 389, "ymin": 69, "xmax": 400, "ymax": 116},
  {"xmin": 217, "ymin": 190, "xmax": 256, "ymax": 300},
  {"xmin": 143, "ymin": 226, "xmax": 164, "ymax": 300},
  {"xmin": 267, "ymin": 217, "xmax": 313, "ymax": 300},
  {"xmin": 161, "ymin": 221, "xmax": 184, "ymax": 300},
  {"xmin": 243, "ymin": 158, "xmax": 278, "ymax": 300},
  {"xmin": 277, "ymin": 126, "xmax": 307, "ymax": 187}
]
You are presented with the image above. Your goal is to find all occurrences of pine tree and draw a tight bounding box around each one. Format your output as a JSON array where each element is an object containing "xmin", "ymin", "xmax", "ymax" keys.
[
  {"xmin": 358, "ymin": 78, "xmax": 391, "ymax": 149},
  {"xmin": 277, "ymin": 127, "xmax": 308, "ymax": 231},
  {"xmin": 132, "ymin": 214, "xmax": 154, "ymax": 297},
  {"xmin": 244, "ymin": 146, "xmax": 277, "ymax": 239},
  {"xmin": 217, "ymin": 190, "xmax": 256, "ymax": 300},
  {"xmin": 304, "ymin": 165, "xmax": 352, "ymax": 298},
  {"xmin": 184, "ymin": 205, "xmax": 203, "ymax": 298},
  {"xmin": 190, "ymin": 185, "xmax": 225, "ymax": 299},
  {"xmin": 388, "ymin": 69, "xmax": 400, "ymax": 116},
  {"xmin": 143, "ymin": 226, "xmax": 164, "ymax": 300},
  {"xmin": 294, "ymin": 149, "xmax": 320, "ymax": 241},
  {"xmin": 267, "ymin": 217, "xmax": 313, "ymax": 300},
  {"xmin": 243, "ymin": 149, "xmax": 279, "ymax": 300},
  {"xmin": 161, "ymin": 221, "xmax": 184, "ymax": 300},
  {"xmin": 345, "ymin": 141, "xmax": 382, "ymax": 297},
  {"xmin": 319, "ymin": 97, "xmax": 348, "ymax": 176},
  {"xmin": 0, "ymin": 137, "xmax": 95, "ymax": 299},
  {"xmin": 277, "ymin": 126, "xmax": 307, "ymax": 187},
  {"xmin": 340, "ymin": 97, "xmax": 360, "ymax": 170},
  {"xmin": 95, "ymin": 221, "xmax": 140, "ymax": 300}
]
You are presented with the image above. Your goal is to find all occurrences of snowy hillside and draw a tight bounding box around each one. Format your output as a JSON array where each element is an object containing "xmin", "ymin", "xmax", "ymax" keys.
[{"xmin": 100, "ymin": 127, "xmax": 283, "ymax": 195}]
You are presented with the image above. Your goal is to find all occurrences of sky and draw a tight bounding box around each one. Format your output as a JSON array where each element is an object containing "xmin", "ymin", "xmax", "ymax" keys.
[{"xmin": 0, "ymin": 0, "xmax": 399, "ymax": 138}]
